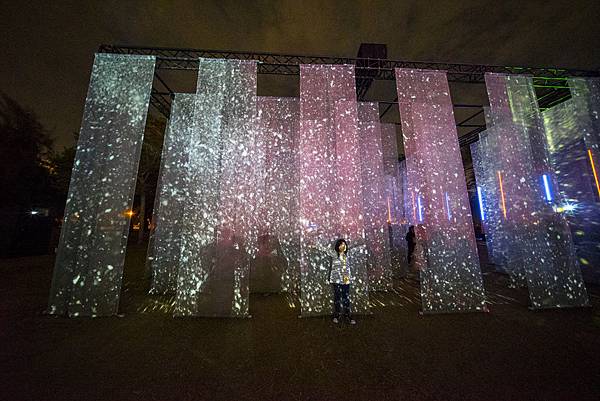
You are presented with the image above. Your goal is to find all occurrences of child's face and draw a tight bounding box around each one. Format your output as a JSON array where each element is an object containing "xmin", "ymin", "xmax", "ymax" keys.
[{"xmin": 338, "ymin": 242, "xmax": 347, "ymax": 252}]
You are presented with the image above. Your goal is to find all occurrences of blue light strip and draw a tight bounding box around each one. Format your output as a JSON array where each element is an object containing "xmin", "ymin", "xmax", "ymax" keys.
[
  {"xmin": 417, "ymin": 195, "xmax": 423, "ymax": 222},
  {"xmin": 445, "ymin": 192, "xmax": 451, "ymax": 220},
  {"xmin": 477, "ymin": 186, "xmax": 485, "ymax": 221},
  {"xmin": 542, "ymin": 174, "xmax": 552, "ymax": 202}
]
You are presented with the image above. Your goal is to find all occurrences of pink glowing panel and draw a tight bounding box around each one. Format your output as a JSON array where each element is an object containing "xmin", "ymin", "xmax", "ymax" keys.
[
  {"xmin": 396, "ymin": 68, "xmax": 486, "ymax": 313},
  {"xmin": 175, "ymin": 59, "xmax": 259, "ymax": 317},
  {"xmin": 357, "ymin": 102, "xmax": 393, "ymax": 289},
  {"xmin": 298, "ymin": 64, "xmax": 369, "ymax": 316},
  {"xmin": 255, "ymin": 96, "xmax": 300, "ymax": 293}
]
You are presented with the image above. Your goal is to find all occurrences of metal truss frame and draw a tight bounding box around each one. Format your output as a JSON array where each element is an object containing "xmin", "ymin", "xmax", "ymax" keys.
[{"xmin": 98, "ymin": 44, "xmax": 599, "ymax": 147}]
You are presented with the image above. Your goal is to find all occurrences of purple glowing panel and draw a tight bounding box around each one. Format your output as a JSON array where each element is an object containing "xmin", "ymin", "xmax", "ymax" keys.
[
  {"xmin": 47, "ymin": 54, "xmax": 155, "ymax": 317},
  {"xmin": 357, "ymin": 102, "xmax": 393, "ymax": 289},
  {"xmin": 175, "ymin": 59, "xmax": 259, "ymax": 317},
  {"xmin": 298, "ymin": 64, "xmax": 369, "ymax": 316},
  {"xmin": 396, "ymin": 68, "xmax": 486, "ymax": 313},
  {"xmin": 255, "ymin": 96, "xmax": 300, "ymax": 293},
  {"xmin": 146, "ymin": 93, "xmax": 195, "ymax": 294},
  {"xmin": 543, "ymin": 78, "xmax": 600, "ymax": 284},
  {"xmin": 380, "ymin": 123, "xmax": 404, "ymax": 222},
  {"xmin": 380, "ymin": 123, "xmax": 407, "ymax": 276},
  {"xmin": 482, "ymin": 73, "xmax": 588, "ymax": 308}
]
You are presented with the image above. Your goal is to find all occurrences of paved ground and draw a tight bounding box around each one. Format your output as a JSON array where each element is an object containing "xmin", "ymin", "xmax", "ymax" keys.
[{"xmin": 1, "ymin": 245, "xmax": 600, "ymax": 401}]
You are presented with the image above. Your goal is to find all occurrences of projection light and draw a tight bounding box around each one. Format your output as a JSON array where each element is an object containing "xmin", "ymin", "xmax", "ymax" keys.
[{"xmin": 555, "ymin": 203, "xmax": 577, "ymax": 213}]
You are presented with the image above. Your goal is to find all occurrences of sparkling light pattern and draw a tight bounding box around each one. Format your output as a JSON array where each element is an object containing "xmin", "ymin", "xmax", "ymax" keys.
[
  {"xmin": 357, "ymin": 102, "xmax": 393, "ymax": 290},
  {"xmin": 174, "ymin": 59, "xmax": 261, "ymax": 317},
  {"xmin": 146, "ymin": 94, "xmax": 195, "ymax": 294},
  {"xmin": 298, "ymin": 64, "xmax": 370, "ymax": 316},
  {"xmin": 542, "ymin": 77, "xmax": 600, "ymax": 284},
  {"xmin": 255, "ymin": 96, "xmax": 300, "ymax": 293},
  {"xmin": 395, "ymin": 68, "xmax": 486, "ymax": 313},
  {"xmin": 381, "ymin": 123, "xmax": 408, "ymax": 276},
  {"xmin": 47, "ymin": 54, "xmax": 156, "ymax": 316},
  {"xmin": 475, "ymin": 73, "xmax": 588, "ymax": 308}
]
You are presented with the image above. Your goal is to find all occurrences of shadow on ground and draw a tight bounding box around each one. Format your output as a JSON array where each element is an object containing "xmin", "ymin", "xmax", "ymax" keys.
[{"xmin": 1, "ymin": 244, "xmax": 600, "ymax": 401}]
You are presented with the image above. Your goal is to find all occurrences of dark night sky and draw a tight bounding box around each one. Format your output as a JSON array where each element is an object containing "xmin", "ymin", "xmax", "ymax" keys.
[{"xmin": 1, "ymin": 0, "xmax": 599, "ymax": 150}]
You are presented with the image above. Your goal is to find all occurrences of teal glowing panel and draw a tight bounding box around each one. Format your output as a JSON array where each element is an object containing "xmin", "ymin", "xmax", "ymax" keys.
[
  {"xmin": 479, "ymin": 73, "xmax": 589, "ymax": 308},
  {"xmin": 543, "ymin": 77, "xmax": 600, "ymax": 284}
]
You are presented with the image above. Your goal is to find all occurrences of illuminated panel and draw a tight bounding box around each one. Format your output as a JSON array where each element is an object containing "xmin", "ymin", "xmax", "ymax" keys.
[
  {"xmin": 396, "ymin": 68, "xmax": 486, "ymax": 313},
  {"xmin": 472, "ymin": 126, "xmax": 509, "ymax": 273},
  {"xmin": 174, "ymin": 59, "xmax": 259, "ymax": 317},
  {"xmin": 146, "ymin": 94, "xmax": 195, "ymax": 294},
  {"xmin": 381, "ymin": 123, "xmax": 408, "ymax": 276},
  {"xmin": 255, "ymin": 96, "xmax": 300, "ymax": 293},
  {"xmin": 47, "ymin": 54, "xmax": 155, "ymax": 316},
  {"xmin": 483, "ymin": 73, "xmax": 588, "ymax": 308},
  {"xmin": 298, "ymin": 64, "xmax": 370, "ymax": 316},
  {"xmin": 381, "ymin": 124, "xmax": 403, "ymax": 220},
  {"xmin": 543, "ymin": 77, "xmax": 600, "ymax": 284},
  {"xmin": 357, "ymin": 102, "xmax": 393, "ymax": 289}
]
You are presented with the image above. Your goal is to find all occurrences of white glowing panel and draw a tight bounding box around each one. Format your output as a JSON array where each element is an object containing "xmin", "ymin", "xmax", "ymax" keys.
[
  {"xmin": 255, "ymin": 96, "xmax": 300, "ymax": 293},
  {"xmin": 174, "ymin": 59, "xmax": 260, "ymax": 317},
  {"xmin": 47, "ymin": 53, "xmax": 155, "ymax": 317},
  {"xmin": 396, "ymin": 68, "xmax": 486, "ymax": 313},
  {"xmin": 146, "ymin": 93, "xmax": 195, "ymax": 294}
]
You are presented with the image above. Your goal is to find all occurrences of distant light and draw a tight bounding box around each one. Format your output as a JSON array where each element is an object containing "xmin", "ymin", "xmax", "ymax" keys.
[
  {"xmin": 542, "ymin": 174, "xmax": 553, "ymax": 202},
  {"xmin": 30, "ymin": 210, "xmax": 39, "ymax": 215},
  {"xmin": 497, "ymin": 171, "xmax": 507, "ymax": 219},
  {"xmin": 417, "ymin": 195, "xmax": 423, "ymax": 223},
  {"xmin": 477, "ymin": 186, "xmax": 485, "ymax": 221}
]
